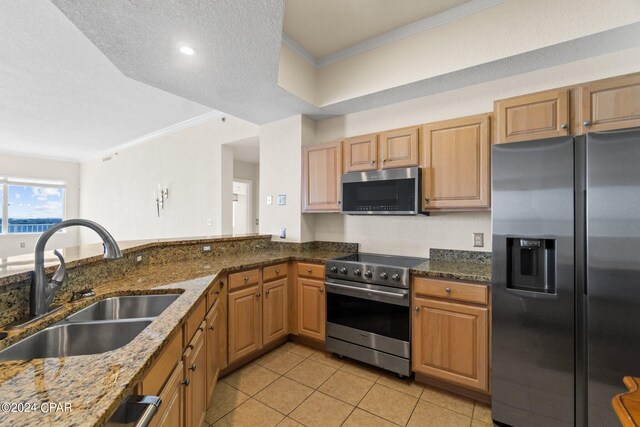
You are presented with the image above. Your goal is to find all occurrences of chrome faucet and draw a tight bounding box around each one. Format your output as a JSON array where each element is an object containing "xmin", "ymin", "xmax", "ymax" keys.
[{"xmin": 31, "ymin": 219, "xmax": 122, "ymax": 317}]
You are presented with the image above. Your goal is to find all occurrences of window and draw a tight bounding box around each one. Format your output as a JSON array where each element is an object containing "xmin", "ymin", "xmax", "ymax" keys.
[{"xmin": 0, "ymin": 177, "xmax": 66, "ymax": 235}]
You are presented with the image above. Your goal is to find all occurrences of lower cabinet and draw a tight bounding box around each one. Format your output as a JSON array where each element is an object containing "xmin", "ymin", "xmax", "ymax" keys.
[
  {"xmin": 263, "ymin": 278, "xmax": 288, "ymax": 345},
  {"xmin": 206, "ymin": 299, "xmax": 221, "ymax": 404},
  {"xmin": 183, "ymin": 325, "xmax": 207, "ymax": 427},
  {"xmin": 149, "ymin": 361, "xmax": 184, "ymax": 427},
  {"xmin": 228, "ymin": 284, "xmax": 262, "ymax": 363},
  {"xmin": 297, "ymin": 277, "xmax": 326, "ymax": 341},
  {"xmin": 412, "ymin": 277, "xmax": 490, "ymax": 393}
]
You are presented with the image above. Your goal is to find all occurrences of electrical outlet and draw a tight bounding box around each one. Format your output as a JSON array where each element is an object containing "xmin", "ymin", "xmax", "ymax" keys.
[
  {"xmin": 202, "ymin": 245, "xmax": 212, "ymax": 252},
  {"xmin": 20, "ymin": 242, "xmax": 26, "ymax": 248},
  {"xmin": 135, "ymin": 254, "xmax": 143, "ymax": 263},
  {"xmin": 206, "ymin": 218, "xmax": 212, "ymax": 226},
  {"xmin": 473, "ymin": 233, "xmax": 484, "ymax": 247},
  {"xmin": 277, "ymin": 195, "xmax": 286, "ymax": 205},
  {"xmin": 280, "ymin": 228, "xmax": 286, "ymax": 239}
]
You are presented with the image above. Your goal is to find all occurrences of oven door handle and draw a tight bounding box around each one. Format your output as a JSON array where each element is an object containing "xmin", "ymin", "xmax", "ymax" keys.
[{"xmin": 325, "ymin": 282, "xmax": 408, "ymax": 299}]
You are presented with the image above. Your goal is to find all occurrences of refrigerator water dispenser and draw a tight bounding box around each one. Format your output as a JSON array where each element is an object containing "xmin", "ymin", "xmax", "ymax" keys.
[{"xmin": 507, "ymin": 238, "xmax": 556, "ymax": 293}]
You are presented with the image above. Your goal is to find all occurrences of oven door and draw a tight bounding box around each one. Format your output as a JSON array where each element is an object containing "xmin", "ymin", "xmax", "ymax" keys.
[
  {"xmin": 325, "ymin": 279, "xmax": 410, "ymax": 358},
  {"xmin": 341, "ymin": 167, "xmax": 420, "ymax": 215}
]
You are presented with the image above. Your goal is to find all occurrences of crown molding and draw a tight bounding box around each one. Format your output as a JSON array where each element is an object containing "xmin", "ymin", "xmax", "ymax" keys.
[{"xmin": 284, "ymin": 0, "xmax": 507, "ymax": 69}]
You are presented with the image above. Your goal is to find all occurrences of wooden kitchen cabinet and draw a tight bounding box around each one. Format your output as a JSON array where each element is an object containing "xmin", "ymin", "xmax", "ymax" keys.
[
  {"xmin": 228, "ymin": 284, "xmax": 262, "ymax": 363},
  {"xmin": 263, "ymin": 278, "xmax": 288, "ymax": 345},
  {"xmin": 378, "ymin": 126, "xmax": 420, "ymax": 169},
  {"xmin": 302, "ymin": 140, "xmax": 342, "ymax": 212},
  {"xmin": 579, "ymin": 73, "xmax": 640, "ymax": 133},
  {"xmin": 149, "ymin": 361, "xmax": 184, "ymax": 427},
  {"xmin": 183, "ymin": 326, "xmax": 206, "ymax": 427},
  {"xmin": 412, "ymin": 277, "xmax": 490, "ymax": 394},
  {"xmin": 421, "ymin": 114, "xmax": 491, "ymax": 210},
  {"xmin": 297, "ymin": 277, "xmax": 326, "ymax": 342},
  {"xmin": 494, "ymin": 89, "xmax": 570, "ymax": 144},
  {"xmin": 343, "ymin": 133, "xmax": 378, "ymax": 172},
  {"xmin": 217, "ymin": 277, "xmax": 228, "ymax": 370},
  {"xmin": 206, "ymin": 299, "xmax": 221, "ymax": 404}
]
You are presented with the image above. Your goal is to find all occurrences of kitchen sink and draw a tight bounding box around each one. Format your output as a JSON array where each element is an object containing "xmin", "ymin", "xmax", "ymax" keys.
[
  {"xmin": 64, "ymin": 294, "xmax": 180, "ymax": 322},
  {"xmin": 0, "ymin": 319, "xmax": 152, "ymax": 362}
]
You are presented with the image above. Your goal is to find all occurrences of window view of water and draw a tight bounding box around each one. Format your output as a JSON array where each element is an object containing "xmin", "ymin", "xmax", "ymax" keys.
[
  {"xmin": 0, "ymin": 184, "xmax": 65, "ymax": 234},
  {"xmin": 1, "ymin": 218, "xmax": 63, "ymax": 233}
]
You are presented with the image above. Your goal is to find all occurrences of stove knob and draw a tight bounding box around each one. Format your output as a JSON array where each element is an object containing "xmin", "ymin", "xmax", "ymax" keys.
[
  {"xmin": 379, "ymin": 272, "xmax": 388, "ymax": 280},
  {"xmin": 364, "ymin": 270, "xmax": 373, "ymax": 278},
  {"xmin": 340, "ymin": 267, "xmax": 348, "ymax": 275},
  {"xmin": 392, "ymin": 274, "xmax": 401, "ymax": 281},
  {"xmin": 330, "ymin": 266, "xmax": 338, "ymax": 273},
  {"xmin": 353, "ymin": 269, "xmax": 362, "ymax": 276}
]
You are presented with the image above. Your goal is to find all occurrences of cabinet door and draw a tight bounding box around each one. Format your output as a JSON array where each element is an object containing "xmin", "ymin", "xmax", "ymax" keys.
[
  {"xmin": 494, "ymin": 89, "xmax": 569, "ymax": 144},
  {"xmin": 302, "ymin": 140, "xmax": 342, "ymax": 212},
  {"xmin": 228, "ymin": 285, "xmax": 262, "ymax": 363},
  {"xmin": 580, "ymin": 74, "xmax": 640, "ymax": 133},
  {"xmin": 184, "ymin": 328, "xmax": 207, "ymax": 427},
  {"xmin": 412, "ymin": 297, "xmax": 488, "ymax": 392},
  {"xmin": 297, "ymin": 278, "xmax": 325, "ymax": 342},
  {"xmin": 206, "ymin": 300, "xmax": 220, "ymax": 404},
  {"xmin": 149, "ymin": 361, "xmax": 184, "ymax": 427},
  {"xmin": 379, "ymin": 126, "xmax": 419, "ymax": 169},
  {"xmin": 263, "ymin": 278, "xmax": 288, "ymax": 345},
  {"xmin": 343, "ymin": 134, "xmax": 378, "ymax": 172},
  {"xmin": 422, "ymin": 114, "xmax": 490, "ymax": 210}
]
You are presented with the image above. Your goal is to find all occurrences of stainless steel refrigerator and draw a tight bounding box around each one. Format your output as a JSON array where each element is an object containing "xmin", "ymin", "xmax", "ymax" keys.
[{"xmin": 491, "ymin": 127, "xmax": 640, "ymax": 427}]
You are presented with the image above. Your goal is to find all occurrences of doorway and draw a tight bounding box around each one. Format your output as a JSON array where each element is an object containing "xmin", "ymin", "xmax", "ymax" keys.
[{"xmin": 232, "ymin": 179, "xmax": 252, "ymax": 235}]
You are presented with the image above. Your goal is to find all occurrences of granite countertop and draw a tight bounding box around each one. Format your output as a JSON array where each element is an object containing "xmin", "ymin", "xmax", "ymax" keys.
[
  {"xmin": 411, "ymin": 259, "xmax": 492, "ymax": 283},
  {"xmin": 0, "ymin": 246, "xmax": 348, "ymax": 427}
]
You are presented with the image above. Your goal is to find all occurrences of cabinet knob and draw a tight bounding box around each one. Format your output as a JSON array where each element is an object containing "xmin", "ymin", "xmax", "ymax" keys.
[
  {"xmin": 256, "ymin": 292, "xmax": 261, "ymax": 297},
  {"xmin": 415, "ymin": 306, "xmax": 420, "ymax": 312},
  {"xmin": 190, "ymin": 363, "xmax": 197, "ymax": 371},
  {"xmin": 583, "ymin": 120, "xmax": 592, "ymax": 127},
  {"xmin": 265, "ymin": 290, "xmax": 270, "ymax": 295},
  {"xmin": 370, "ymin": 160, "xmax": 375, "ymax": 165},
  {"xmin": 209, "ymin": 325, "xmax": 215, "ymax": 331},
  {"xmin": 220, "ymin": 280, "xmax": 224, "ymax": 288},
  {"xmin": 560, "ymin": 123, "xmax": 568, "ymax": 129},
  {"xmin": 307, "ymin": 269, "xmax": 312, "ymax": 273},
  {"xmin": 445, "ymin": 287, "xmax": 451, "ymax": 293},
  {"xmin": 244, "ymin": 276, "xmax": 249, "ymax": 281},
  {"xmin": 198, "ymin": 325, "xmax": 204, "ymax": 331},
  {"xmin": 425, "ymin": 197, "xmax": 430, "ymax": 204},
  {"xmin": 214, "ymin": 291, "xmax": 220, "ymax": 295},
  {"xmin": 187, "ymin": 344, "xmax": 194, "ymax": 350},
  {"xmin": 182, "ymin": 378, "xmax": 190, "ymax": 386},
  {"xmin": 337, "ymin": 201, "xmax": 342, "ymax": 205},
  {"xmin": 382, "ymin": 158, "xmax": 387, "ymax": 163},
  {"xmin": 275, "ymin": 269, "xmax": 280, "ymax": 274},
  {"xmin": 319, "ymin": 288, "xmax": 324, "ymax": 293}
]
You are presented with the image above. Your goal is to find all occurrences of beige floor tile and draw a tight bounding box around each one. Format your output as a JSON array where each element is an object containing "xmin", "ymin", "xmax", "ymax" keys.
[
  {"xmin": 256, "ymin": 348, "xmax": 306, "ymax": 375},
  {"xmin": 222, "ymin": 363, "xmax": 280, "ymax": 396},
  {"xmin": 254, "ymin": 377, "xmax": 314, "ymax": 415},
  {"xmin": 358, "ymin": 384, "xmax": 418, "ymax": 425},
  {"xmin": 340, "ymin": 359, "xmax": 383, "ymax": 382},
  {"xmin": 284, "ymin": 358, "xmax": 337, "ymax": 389},
  {"xmin": 308, "ymin": 350, "xmax": 345, "ymax": 369},
  {"xmin": 407, "ymin": 400, "xmax": 473, "ymax": 427},
  {"xmin": 420, "ymin": 385, "xmax": 475, "ymax": 416},
  {"xmin": 281, "ymin": 341, "xmax": 316, "ymax": 357},
  {"xmin": 289, "ymin": 391, "xmax": 354, "ymax": 427},
  {"xmin": 342, "ymin": 408, "xmax": 399, "ymax": 427},
  {"xmin": 213, "ymin": 399, "xmax": 284, "ymax": 427},
  {"xmin": 471, "ymin": 420, "xmax": 494, "ymax": 427},
  {"xmin": 318, "ymin": 370, "xmax": 374, "ymax": 405},
  {"xmin": 473, "ymin": 402, "xmax": 493, "ymax": 424},
  {"xmin": 205, "ymin": 382, "xmax": 250, "ymax": 424},
  {"xmin": 376, "ymin": 373, "xmax": 424, "ymax": 398},
  {"xmin": 276, "ymin": 417, "xmax": 305, "ymax": 427}
]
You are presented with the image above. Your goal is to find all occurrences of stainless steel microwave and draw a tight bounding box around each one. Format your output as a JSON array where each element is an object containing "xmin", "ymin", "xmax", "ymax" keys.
[{"xmin": 341, "ymin": 167, "xmax": 421, "ymax": 215}]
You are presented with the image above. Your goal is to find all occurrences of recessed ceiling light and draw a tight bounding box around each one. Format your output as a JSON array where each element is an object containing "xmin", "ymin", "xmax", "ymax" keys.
[{"xmin": 179, "ymin": 46, "xmax": 195, "ymax": 56}]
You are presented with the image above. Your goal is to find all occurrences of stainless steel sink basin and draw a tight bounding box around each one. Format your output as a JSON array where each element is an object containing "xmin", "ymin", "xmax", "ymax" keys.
[
  {"xmin": 0, "ymin": 319, "xmax": 152, "ymax": 362},
  {"xmin": 64, "ymin": 294, "xmax": 180, "ymax": 322}
]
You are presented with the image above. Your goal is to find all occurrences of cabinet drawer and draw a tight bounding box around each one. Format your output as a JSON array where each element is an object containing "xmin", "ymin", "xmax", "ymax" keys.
[
  {"xmin": 413, "ymin": 277, "xmax": 488, "ymax": 305},
  {"xmin": 263, "ymin": 263, "xmax": 287, "ymax": 283},
  {"xmin": 184, "ymin": 298, "xmax": 206, "ymax": 346},
  {"xmin": 140, "ymin": 330, "xmax": 182, "ymax": 396},
  {"xmin": 297, "ymin": 262, "xmax": 324, "ymax": 280},
  {"xmin": 207, "ymin": 279, "xmax": 221, "ymax": 310},
  {"xmin": 229, "ymin": 268, "xmax": 261, "ymax": 290}
]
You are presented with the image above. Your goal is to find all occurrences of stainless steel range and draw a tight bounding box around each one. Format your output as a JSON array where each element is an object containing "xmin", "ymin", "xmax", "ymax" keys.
[{"xmin": 324, "ymin": 253, "xmax": 427, "ymax": 377}]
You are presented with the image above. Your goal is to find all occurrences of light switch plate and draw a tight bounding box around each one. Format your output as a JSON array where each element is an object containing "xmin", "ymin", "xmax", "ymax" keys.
[
  {"xmin": 202, "ymin": 245, "xmax": 212, "ymax": 252},
  {"xmin": 267, "ymin": 196, "xmax": 273, "ymax": 206},
  {"xmin": 473, "ymin": 233, "xmax": 484, "ymax": 247},
  {"xmin": 280, "ymin": 228, "xmax": 286, "ymax": 239}
]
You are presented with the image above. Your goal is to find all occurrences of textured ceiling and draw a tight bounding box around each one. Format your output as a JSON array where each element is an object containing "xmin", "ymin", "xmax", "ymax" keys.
[
  {"xmin": 0, "ymin": 0, "xmax": 213, "ymax": 161},
  {"xmin": 283, "ymin": 0, "xmax": 470, "ymax": 58}
]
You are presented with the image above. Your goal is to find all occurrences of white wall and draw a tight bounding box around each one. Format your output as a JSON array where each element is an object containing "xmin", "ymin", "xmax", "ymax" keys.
[
  {"xmin": 80, "ymin": 115, "xmax": 259, "ymax": 243},
  {"xmin": 312, "ymin": 46, "xmax": 640, "ymax": 256},
  {"xmin": 233, "ymin": 160, "xmax": 259, "ymax": 233},
  {"xmin": 0, "ymin": 153, "xmax": 80, "ymax": 257}
]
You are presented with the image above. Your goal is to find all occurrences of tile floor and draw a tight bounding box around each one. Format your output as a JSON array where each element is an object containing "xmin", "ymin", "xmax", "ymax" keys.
[{"xmin": 204, "ymin": 342, "xmax": 495, "ymax": 427}]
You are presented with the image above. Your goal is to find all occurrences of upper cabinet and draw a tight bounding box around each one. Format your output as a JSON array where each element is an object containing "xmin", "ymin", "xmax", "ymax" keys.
[
  {"xmin": 378, "ymin": 126, "xmax": 420, "ymax": 169},
  {"xmin": 343, "ymin": 134, "xmax": 377, "ymax": 172},
  {"xmin": 421, "ymin": 114, "xmax": 491, "ymax": 210},
  {"xmin": 494, "ymin": 89, "xmax": 570, "ymax": 144},
  {"xmin": 580, "ymin": 74, "xmax": 640, "ymax": 133},
  {"xmin": 302, "ymin": 140, "xmax": 342, "ymax": 212}
]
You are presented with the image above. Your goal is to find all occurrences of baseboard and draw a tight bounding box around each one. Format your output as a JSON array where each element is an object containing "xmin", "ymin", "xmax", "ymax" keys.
[{"xmin": 415, "ymin": 373, "xmax": 491, "ymax": 404}]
